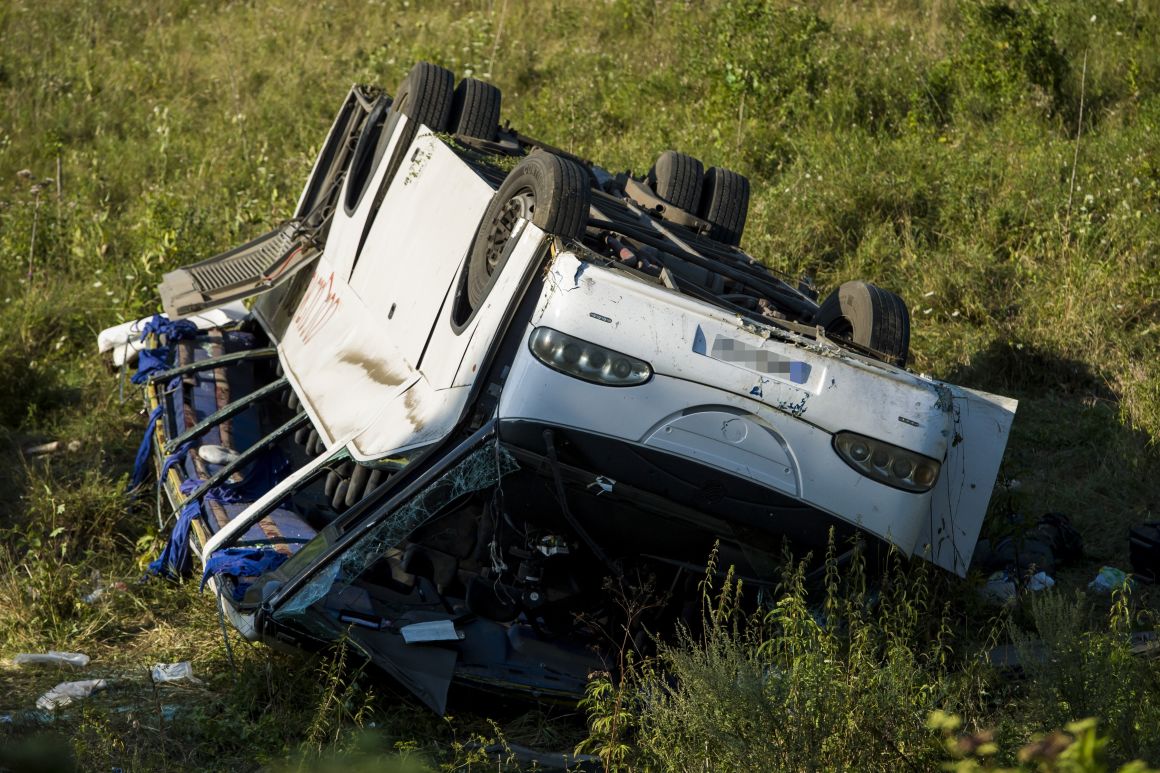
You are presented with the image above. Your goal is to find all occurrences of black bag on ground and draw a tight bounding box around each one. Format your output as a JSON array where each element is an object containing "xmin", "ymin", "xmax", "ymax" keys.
[
  {"xmin": 1129, "ymin": 522, "xmax": 1160, "ymax": 583},
  {"xmin": 973, "ymin": 512, "xmax": 1083, "ymax": 573}
]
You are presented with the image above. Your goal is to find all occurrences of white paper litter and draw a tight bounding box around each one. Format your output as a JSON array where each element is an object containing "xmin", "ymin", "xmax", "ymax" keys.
[
  {"xmin": 36, "ymin": 679, "xmax": 108, "ymax": 710},
  {"xmin": 982, "ymin": 571, "xmax": 1017, "ymax": 604},
  {"xmin": 13, "ymin": 652, "xmax": 90, "ymax": 668},
  {"xmin": 400, "ymin": 620, "xmax": 463, "ymax": 644},
  {"xmin": 150, "ymin": 661, "xmax": 203, "ymax": 685}
]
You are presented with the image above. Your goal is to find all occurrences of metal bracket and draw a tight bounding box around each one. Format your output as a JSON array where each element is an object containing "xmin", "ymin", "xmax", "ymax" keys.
[
  {"xmin": 148, "ymin": 347, "xmax": 278, "ymax": 384},
  {"xmin": 623, "ymin": 177, "xmax": 711, "ymax": 233},
  {"xmin": 163, "ymin": 376, "xmax": 289, "ymax": 455}
]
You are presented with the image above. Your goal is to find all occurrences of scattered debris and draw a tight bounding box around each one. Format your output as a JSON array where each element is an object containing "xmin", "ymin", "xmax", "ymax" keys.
[
  {"xmin": 1088, "ymin": 566, "xmax": 1134, "ymax": 594},
  {"xmin": 1, "ymin": 710, "xmax": 54, "ymax": 725},
  {"xmin": 20, "ymin": 439, "xmax": 83, "ymax": 456},
  {"xmin": 974, "ymin": 512, "xmax": 1082, "ymax": 574},
  {"xmin": 465, "ymin": 741, "xmax": 601, "ymax": 772},
  {"xmin": 1026, "ymin": 571, "xmax": 1055, "ymax": 592},
  {"xmin": 23, "ymin": 440, "xmax": 60, "ymax": 455},
  {"xmin": 1131, "ymin": 631, "xmax": 1160, "ymax": 659},
  {"xmin": 150, "ymin": 662, "xmax": 203, "ymax": 685},
  {"xmin": 400, "ymin": 621, "xmax": 463, "ymax": 644},
  {"xmin": 981, "ymin": 569, "xmax": 1053, "ymax": 604},
  {"xmin": 82, "ymin": 580, "xmax": 127, "ymax": 604},
  {"xmin": 12, "ymin": 652, "xmax": 90, "ymax": 668},
  {"xmin": 989, "ymin": 632, "xmax": 1160, "ymax": 678},
  {"xmin": 36, "ymin": 679, "xmax": 108, "ymax": 711},
  {"xmin": 1, "ymin": 704, "xmax": 181, "ymax": 726},
  {"xmin": 983, "ymin": 571, "xmax": 1017, "ymax": 604},
  {"xmin": 985, "ymin": 641, "xmax": 1049, "ymax": 676},
  {"xmin": 198, "ymin": 444, "xmax": 240, "ymax": 465}
]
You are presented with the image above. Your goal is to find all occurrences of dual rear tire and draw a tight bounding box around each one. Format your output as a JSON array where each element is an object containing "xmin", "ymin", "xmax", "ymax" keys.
[
  {"xmin": 647, "ymin": 150, "xmax": 750, "ymax": 246},
  {"xmin": 649, "ymin": 152, "xmax": 906, "ymax": 365},
  {"xmin": 388, "ymin": 79, "xmax": 906, "ymax": 367},
  {"xmin": 380, "ymin": 63, "xmax": 502, "ymax": 190},
  {"xmin": 389, "ymin": 62, "xmax": 504, "ymax": 143}
]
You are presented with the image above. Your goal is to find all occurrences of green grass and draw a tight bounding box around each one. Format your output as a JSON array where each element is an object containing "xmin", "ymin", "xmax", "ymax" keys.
[{"xmin": 1, "ymin": 0, "xmax": 1159, "ymax": 769}]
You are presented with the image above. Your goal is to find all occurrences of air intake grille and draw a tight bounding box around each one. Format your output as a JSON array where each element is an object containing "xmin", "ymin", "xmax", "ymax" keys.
[{"xmin": 188, "ymin": 224, "xmax": 296, "ymax": 293}]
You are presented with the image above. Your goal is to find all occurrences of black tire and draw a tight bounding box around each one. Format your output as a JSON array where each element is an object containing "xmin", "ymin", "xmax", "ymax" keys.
[
  {"xmin": 324, "ymin": 469, "xmax": 341, "ymax": 499},
  {"xmin": 452, "ymin": 78, "xmax": 502, "ymax": 140},
  {"xmin": 646, "ymin": 150, "xmax": 704, "ymax": 213},
  {"xmin": 379, "ymin": 62, "xmax": 454, "ymax": 183},
  {"xmin": 331, "ymin": 479, "xmax": 350, "ymax": 512},
  {"xmin": 699, "ymin": 167, "xmax": 750, "ymax": 246},
  {"xmin": 353, "ymin": 62, "xmax": 455, "ymax": 255},
  {"xmin": 466, "ymin": 151, "xmax": 591, "ymax": 309},
  {"xmin": 391, "ymin": 61, "xmax": 455, "ymax": 133},
  {"xmin": 814, "ymin": 281, "xmax": 911, "ymax": 368}
]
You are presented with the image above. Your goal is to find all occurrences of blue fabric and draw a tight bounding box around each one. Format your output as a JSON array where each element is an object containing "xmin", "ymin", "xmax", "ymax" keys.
[
  {"xmin": 147, "ymin": 498, "xmax": 200, "ymax": 580},
  {"xmin": 200, "ymin": 547, "xmax": 289, "ymax": 601},
  {"xmin": 128, "ymin": 406, "xmax": 165, "ymax": 493},
  {"xmin": 138, "ymin": 314, "xmax": 198, "ymax": 344},
  {"xmin": 180, "ymin": 477, "xmax": 232, "ymax": 504},
  {"xmin": 208, "ymin": 448, "xmax": 291, "ymax": 504},
  {"xmin": 147, "ymin": 446, "xmax": 291, "ymax": 583},
  {"xmin": 178, "ymin": 478, "xmax": 201, "ymax": 498},
  {"xmin": 130, "ymin": 346, "xmax": 174, "ymax": 384},
  {"xmin": 190, "ymin": 447, "xmax": 291, "ymax": 503},
  {"xmin": 172, "ymin": 447, "xmax": 290, "ymax": 504},
  {"xmin": 130, "ymin": 314, "xmax": 198, "ymax": 385},
  {"xmin": 147, "ymin": 479, "xmax": 203, "ymax": 579},
  {"xmin": 159, "ymin": 441, "xmax": 194, "ymax": 484}
]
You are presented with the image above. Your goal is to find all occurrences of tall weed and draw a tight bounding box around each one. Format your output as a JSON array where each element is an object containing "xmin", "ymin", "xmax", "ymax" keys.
[
  {"xmin": 586, "ymin": 540, "xmax": 989, "ymax": 771},
  {"xmin": 1010, "ymin": 588, "xmax": 1160, "ymax": 763}
]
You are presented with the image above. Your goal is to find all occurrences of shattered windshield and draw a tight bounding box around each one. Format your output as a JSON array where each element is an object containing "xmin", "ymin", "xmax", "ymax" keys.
[{"xmin": 272, "ymin": 442, "xmax": 520, "ymax": 630}]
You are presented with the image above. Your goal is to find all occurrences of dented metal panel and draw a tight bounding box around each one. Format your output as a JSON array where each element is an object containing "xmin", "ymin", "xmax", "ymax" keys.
[
  {"xmin": 273, "ymin": 129, "xmax": 514, "ymax": 458},
  {"xmin": 348, "ymin": 225, "xmax": 549, "ymax": 460},
  {"xmin": 496, "ymin": 250, "xmax": 1016, "ymax": 572},
  {"xmin": 319, "ymin": 114, "xmax": 416, "ymax": 285},
  {"xmin": 349, "ymin": 133, "xmax": 494, "ymax": 370},
  {"xmin": 916, "ymin": 386, "xmax": 1017, "ymax": 574}
]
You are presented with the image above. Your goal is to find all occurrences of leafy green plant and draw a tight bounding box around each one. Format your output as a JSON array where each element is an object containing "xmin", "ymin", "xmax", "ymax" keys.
[
  {"xmin": 931, "ymin": 711, "xmax": 1159, "ymax": 773},
  {"xmin": 1009, "ymin": 588, "xmax": 1160, "ymax": 763}
]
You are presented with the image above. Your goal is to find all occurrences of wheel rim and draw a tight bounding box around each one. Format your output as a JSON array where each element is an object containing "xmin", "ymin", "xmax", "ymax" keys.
[{"xmin": 484, "ymin": 188, "xmax": 535, "ymax": 276}]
